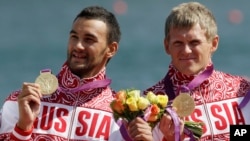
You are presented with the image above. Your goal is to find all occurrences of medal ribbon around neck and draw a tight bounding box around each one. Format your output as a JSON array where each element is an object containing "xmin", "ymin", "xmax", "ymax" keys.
[
  {"xmin": 239, "ymin": 88, "xmax": 250, "ymax": 109},
  {"xmin": 179, "ymin": 65, "xmax": 214, "ymax": 93},
  {"xmin": 57, "ymin": 79, "xmax": 111, "ymax": 93},
  {"xmin": 164, "ymin": 64, "xmax": 214, "ymax": 141},
  {"xmin": 36, "ymin": 69, "xmax": 111, "ymax": 95}
]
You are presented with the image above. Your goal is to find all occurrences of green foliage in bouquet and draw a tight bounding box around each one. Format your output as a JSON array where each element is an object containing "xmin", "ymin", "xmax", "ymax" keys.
[{"xmin": 184, "ymin": 121, "xmax": 204, "ymax": 140}]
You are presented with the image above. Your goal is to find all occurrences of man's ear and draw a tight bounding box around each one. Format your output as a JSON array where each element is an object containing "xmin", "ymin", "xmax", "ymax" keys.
[
  {"xmin": 211, "ymin": 35, "xmax": 219, "ymax": 53},
  {"xmin": 164, "ymin": 38, "xmax": 170, "ymax": 55},
  {"xmin": 106, "ymin": 42, "xmax": 118, "ymax": 58}
]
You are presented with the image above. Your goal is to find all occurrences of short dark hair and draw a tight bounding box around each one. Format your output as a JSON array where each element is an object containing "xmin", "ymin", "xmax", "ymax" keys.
[{"xmin": 74, "ymin": 6, "xmax": 121, "ymax": 45}]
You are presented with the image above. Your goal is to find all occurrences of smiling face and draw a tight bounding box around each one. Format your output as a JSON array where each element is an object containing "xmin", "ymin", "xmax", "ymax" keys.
[
  {"xmin": 164, "ymin": 23, "xmax": 218, "ymax": 75},
  {"xmin": 67, "ymin": 18, "xmax": 117, "ymax": 78}
]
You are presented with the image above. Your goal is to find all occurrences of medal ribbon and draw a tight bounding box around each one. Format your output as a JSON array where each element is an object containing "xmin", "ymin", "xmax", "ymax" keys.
[
  {"xmin": 164, "ymin": 65, "xmax": 214, "ymax": 141},
  {"xmin": 119, "ymin": 122, "xmax": 133, "ymax": 141},
  {"xmin": 40, "ymin": 69, "xmax": 112, "ymax": 93},
  {"xmin": 239, "ymin": 90, "xmax": 250, "ymax": 109},
  {"xmin": 41, "ymin": 69, "xmax": 52, "ymax": 73},
  {"xmin": 166, "ymin": 107, "xmax": 180, "ymax": 141},
  {"xmin": 57, "ymin": 79, "xmax": 111, "ymax": 93},
  {"xmin": 179, "ymin": 65, "xmax": 214, "ymax": 93}
]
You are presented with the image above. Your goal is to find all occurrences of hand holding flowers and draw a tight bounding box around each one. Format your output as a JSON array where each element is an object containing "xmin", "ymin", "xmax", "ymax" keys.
[{"xmin": 110, "ymin": 89, "xmax": 203, "ymax": 141}]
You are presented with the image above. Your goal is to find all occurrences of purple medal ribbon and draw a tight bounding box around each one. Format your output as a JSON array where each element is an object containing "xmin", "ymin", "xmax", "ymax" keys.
[
  {"xmin": 41, "ymin": 68, "xmax": 52, "ymax": 73},
  {"xmin": 180, "ymin": 65, "xmax": 214, "ymax": 93},
  {"xmin": 166, "ymin": 107, "xmax": 180, "ymax": 141},
  {"xmin": 57, "ymin": 79, "xmax": 111, "ymax": 93},
  {"xmin": 40, "ymin": 69, "xmax": 111, "ymax": 93},
  {"xmin": 120, "ymin": 122, "xmax": 133, "ymax": 141},
  {"xmin": 164, "ymin": 65, "xmax": 214, "ymax": 141},
  {"xmin": 183, "ymin": 128, "xmax": 196, "ymax": 141},
  {"xmin": 239, "ymin": 90, "xmax": 250, "ymax": 109}
]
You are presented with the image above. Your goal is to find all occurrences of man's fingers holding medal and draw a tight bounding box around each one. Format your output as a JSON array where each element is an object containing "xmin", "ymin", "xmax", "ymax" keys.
[
  {"xmin": 18, "ymin": 82, "xmax": 42, "ymax": 125},
  {"xmin": 19, "ymin": 82, "xmax": 42, "ymax": 98}
]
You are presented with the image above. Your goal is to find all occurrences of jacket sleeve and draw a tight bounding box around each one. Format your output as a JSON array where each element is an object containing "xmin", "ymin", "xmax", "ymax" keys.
[
  {"xmin": 10, "ymin": 124, "xmax": 33, "ymax": 141},
  {"xmin": 0, "ymin": 97, "xmax": 33, "ymax": 141}
]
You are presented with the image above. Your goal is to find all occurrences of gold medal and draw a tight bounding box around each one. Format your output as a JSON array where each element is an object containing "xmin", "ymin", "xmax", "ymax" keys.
[
  {"xmin": 172, "ymin": 93, "xmax": 195, "ymax": 117},
  {"xmin": 35, "ymin": 70, "xmax": 58, "ymax": 95}
]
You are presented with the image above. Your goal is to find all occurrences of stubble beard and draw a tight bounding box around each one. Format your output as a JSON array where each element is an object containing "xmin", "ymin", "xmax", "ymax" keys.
[{"xmin": 67, "ymin": 55, "xmax": 92, "ymax": 78}]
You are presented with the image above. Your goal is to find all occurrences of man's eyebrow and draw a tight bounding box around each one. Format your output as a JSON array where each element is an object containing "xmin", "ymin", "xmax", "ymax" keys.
[
  {"xmin": 69, "ymin": 30, "xmax": 97, "ymax": 39},
  {"xmin": 70, "ymin": 30, "xmax": 77, "ymax": 34}
]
